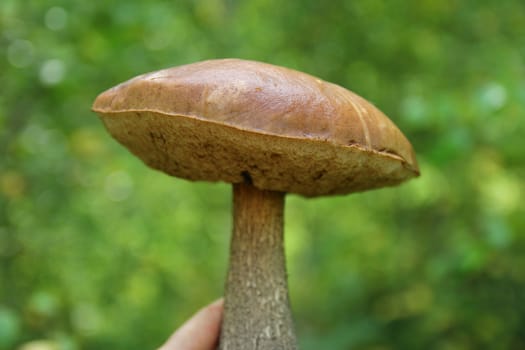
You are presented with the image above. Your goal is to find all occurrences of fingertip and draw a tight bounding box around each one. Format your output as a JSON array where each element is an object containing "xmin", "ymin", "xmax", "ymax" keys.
[{"xmin": 160, "ymin": 298, "xmax": 224, "ymax": 350}]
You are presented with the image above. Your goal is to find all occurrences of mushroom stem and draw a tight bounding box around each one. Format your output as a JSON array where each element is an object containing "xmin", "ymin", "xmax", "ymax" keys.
[{"xmin": 219, "ymin": 182, "xmax": 297, "ymax": 350}]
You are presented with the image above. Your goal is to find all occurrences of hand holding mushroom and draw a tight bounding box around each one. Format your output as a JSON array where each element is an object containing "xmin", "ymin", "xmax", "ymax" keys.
[{"xmin": 93, "ymin": 59, "xmax": 419, "ymax": 350}]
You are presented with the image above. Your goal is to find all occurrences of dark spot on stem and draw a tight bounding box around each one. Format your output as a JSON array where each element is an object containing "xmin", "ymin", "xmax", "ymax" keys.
[{"xmin": 241, "ymin": 171, "xmax": 253, "ymax": 184}]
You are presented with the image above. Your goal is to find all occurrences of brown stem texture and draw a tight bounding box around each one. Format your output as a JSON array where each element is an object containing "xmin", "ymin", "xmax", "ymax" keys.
[{"xmin": 219, "ymin": 182, "xmax": 297, "ymax": 350}]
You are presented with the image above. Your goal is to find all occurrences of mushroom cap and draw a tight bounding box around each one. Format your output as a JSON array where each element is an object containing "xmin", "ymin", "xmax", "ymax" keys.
[{"xmin": 92, "ymin": 58, "xmax": 419, "ymax": 197}]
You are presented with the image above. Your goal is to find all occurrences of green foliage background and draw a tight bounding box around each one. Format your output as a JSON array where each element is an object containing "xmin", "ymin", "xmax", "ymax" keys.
[{"xmin": 1, "ymin": 0, "xmax": 524, "ymax": 349}]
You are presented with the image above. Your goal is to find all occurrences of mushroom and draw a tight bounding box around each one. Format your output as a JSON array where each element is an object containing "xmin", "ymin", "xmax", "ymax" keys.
[{"xmin": 92, "ymin": 58, "xmax": 419, "ymax": 350}]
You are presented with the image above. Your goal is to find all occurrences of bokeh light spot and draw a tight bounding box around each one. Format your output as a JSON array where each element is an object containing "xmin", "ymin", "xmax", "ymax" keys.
[
  {"xmin": 401, "ymin": 95, "xmax": 428, "ymax": 127},
  {"xmin": 44, "ymin": 7, "xmax": 68, "ymax": 31},
  {"xmin": 104, "ymin": 170, "xmax": 134, "ymax": 202},
  {"xmin": 0, "ymin": 307, "xmax": 20, "ymax": 348},
  {"xmin": 39, "ymin": 59, "xmax": 66, "ymax": 86},
  {"xmin": 480, "ymin": 82, "xmax": 507, "ymax": 110},
  {"xmin": 7, "ymin": 39, "xmax": 34, "ymax": 68},
  {"xmin": 71, "ymin": 303, "xmax": 101, "ymax": 337},
  {"xmin": 18, "ymin": 340, "xmax": 59, "ymax": 350}
]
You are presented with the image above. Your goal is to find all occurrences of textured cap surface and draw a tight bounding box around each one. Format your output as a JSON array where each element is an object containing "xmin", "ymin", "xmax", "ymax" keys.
[{"xmin": 92, "ymin": 58, "xmax": 419, "ymax": 197}]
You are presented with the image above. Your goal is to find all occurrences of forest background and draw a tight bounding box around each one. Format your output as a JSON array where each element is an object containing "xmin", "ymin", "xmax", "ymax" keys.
[{"xmin": 1, "ymin": 0, "xmax": 524, "ymax": 349}]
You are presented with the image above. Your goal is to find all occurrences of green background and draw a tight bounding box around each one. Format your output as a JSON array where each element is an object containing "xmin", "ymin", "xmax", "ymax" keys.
[{"xmin": 1, "ymin": 0, "xmax": 524, "ymax": 349}]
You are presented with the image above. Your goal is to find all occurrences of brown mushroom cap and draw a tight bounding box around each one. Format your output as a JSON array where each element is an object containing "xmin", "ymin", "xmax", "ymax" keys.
[{"xmin": 92, "ymin": 58, "xmax": 419, "ymax": 197}]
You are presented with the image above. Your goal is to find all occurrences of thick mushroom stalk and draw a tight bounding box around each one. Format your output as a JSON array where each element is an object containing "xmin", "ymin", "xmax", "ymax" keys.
[{"xmin": 220, "ymin": 182, "xmax": 296, "ymax": 350}]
